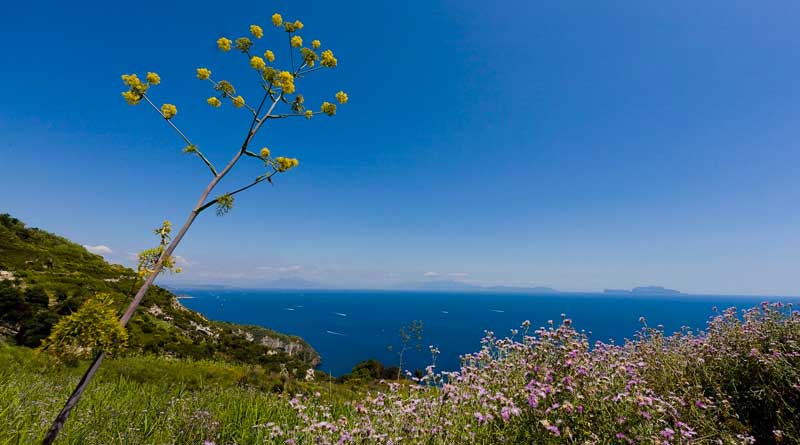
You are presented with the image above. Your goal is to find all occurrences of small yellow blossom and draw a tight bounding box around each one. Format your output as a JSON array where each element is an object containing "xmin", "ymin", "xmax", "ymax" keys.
[
  {"xmin": 121, "ymin": 90, "xmax": 141, "ymax": 105},
  {"xmin": 291, "ymin": 35, "xmax": 303, "ymax": 48},
  {"xmin": 146, "ymin": 72, "xmax": 161, "ymax": 85},
  {"xmin": 235, "ymin": 37, "xmax": 253, "ymax": 52},
  {"xmin": 321, "ymin": 49, "xmax": 338, "ymax": 68},
  {"xmin": 304, "ymin": 110, "xmax": 313, "ymax": 119},
  {"xmin": 217, "ymin": 37, "xmax": 232, "ymax": 51},
  {"xmin": 121, "ymin": 73, "xmax": 148, "ymax": 104},
  {"xmin": 196, "ymin": 68, "xmax": 211, "ymax": 80},
  {"xmin": 260, "ymin": 147, "xmax": 270, "ymax": 158},
  {"xmin": 161, "ymin": 103, "xmax": 177, "ymax": 119},
  {"xmin": 232, "ymin": 95, "xmax": 245, "ymax": 108},
  {"xmin": 311, "ymin": 39, "xmax": 321, "ymax": 49},
  {"xmin": 272, "ymin": 13, "xmax": 283, "ymax": 27},
  {"xmin": 250, "ymin": 56, "xmax": 266, "ymax": 71},
  {"xmin": 264, "ymin": 50, "xmax": 275, "ymax": 63},
  {"xmin": 294, "ymin": 20, "xmax": 304, "ymax": 30},
  {"xmin": 121, "ymin": 74, "xmax": 148, "ymax": 93},
  {"xmin": 275, "ymin": 156, "xmax": 299, "ymax": 171},
  {"xmin": 335, "ymin": 91, "xmax": 348, "ymax": 104},
  {"xmin": 207, "ymin": 97, "xmax": 222, "ymax": 108},
  {"xmin": 250, "ymin": 25, "xmax": 263, "ymax": 39},
  {"xmin": 278, "ymin": 71, "xmax": 295, "ymax": 94},
  {"xmin": 321, "ymin": 101, "xmax": 337, "ymax": 116}
]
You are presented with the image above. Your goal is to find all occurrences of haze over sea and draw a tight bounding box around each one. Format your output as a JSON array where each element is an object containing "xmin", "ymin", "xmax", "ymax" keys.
[{"xmin": 178, "ymin": 289, "xmax": 798, "ymax": 376}]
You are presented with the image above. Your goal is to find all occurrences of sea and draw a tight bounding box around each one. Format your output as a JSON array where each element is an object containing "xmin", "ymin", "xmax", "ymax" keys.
[{"xmin": 177, "ymin": 289, "xmax": 797, "ymax": 377}]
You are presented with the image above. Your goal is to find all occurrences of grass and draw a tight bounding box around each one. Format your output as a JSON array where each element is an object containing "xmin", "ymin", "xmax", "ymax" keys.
[
  {"xmin": 1, "ymin": 302, "xmax": 798, "ymax": 444},
  {"xmin": 0, "ymin": 345, "xmax": 361, "ymax": 444}
]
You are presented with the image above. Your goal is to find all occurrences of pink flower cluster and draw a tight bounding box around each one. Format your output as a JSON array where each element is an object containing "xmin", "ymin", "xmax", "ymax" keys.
[{"xmin": 253, "ymin": 302, "xmax": 799, "ymax": 444}]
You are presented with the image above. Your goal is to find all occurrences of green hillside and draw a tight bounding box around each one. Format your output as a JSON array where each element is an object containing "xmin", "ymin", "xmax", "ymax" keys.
[{"xmin": 0, "ymin": 213, "xmax": 320, "ymax": 371}]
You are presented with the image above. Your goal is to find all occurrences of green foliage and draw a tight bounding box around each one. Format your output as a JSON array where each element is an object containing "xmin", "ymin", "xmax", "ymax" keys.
[
  {"xmin": 39, "ymin": 293, "xmax": 128, "ymax": 360},
  {"xmin": 0, "ymin": 281, "xmax": 28, "ymax": 325},
  {"xmin": 137, "ymin": 220, "xmax": 182, "ymax": 278},
  {"xmin": 0, "ymin": 213, "xmax": 320, "ymax": 368},
  {"xmin": 339, "ymin": 359, "xmax": 400, "ymax": 383},
  {"xmin": 0, "ymin": 344, "xmax": 360, "ymax": 444}
]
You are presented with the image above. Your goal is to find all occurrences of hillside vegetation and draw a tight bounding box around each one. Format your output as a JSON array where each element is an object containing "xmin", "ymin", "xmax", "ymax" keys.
[{"xmin": 0, "ymin": 213, "xmax": 319, "ymax": 370}]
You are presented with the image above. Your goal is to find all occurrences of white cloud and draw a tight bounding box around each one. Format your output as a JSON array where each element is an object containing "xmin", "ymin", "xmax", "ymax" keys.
[
  {"xmin": 173, "ymin": 255, "xmax": 192, "ymax": 266},
  {"xmin": 423, "ymin": 271, "xmax": 441, "ymax": 277},
  {"xmin": 83, "ymin": 244, "xmax": 113, "ymax": 255}
]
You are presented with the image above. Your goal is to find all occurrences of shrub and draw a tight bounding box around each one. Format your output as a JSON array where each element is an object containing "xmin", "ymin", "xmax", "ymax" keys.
[{"xmin": 38, "ymin": 293, "xmax": 128, "ymax": 360}]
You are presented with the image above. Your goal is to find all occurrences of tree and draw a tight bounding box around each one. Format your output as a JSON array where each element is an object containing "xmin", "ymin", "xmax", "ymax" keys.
[
  {"xmin": 42, "ymin": 13, "xmax": 347, "ymax": 444},
  {"xmin": 24, "ymin": 286, "xmax": 50, "ymax": 307},
  {"xmin": 0, "ymin": 281, "xmax": 29, "ymax": 326}
]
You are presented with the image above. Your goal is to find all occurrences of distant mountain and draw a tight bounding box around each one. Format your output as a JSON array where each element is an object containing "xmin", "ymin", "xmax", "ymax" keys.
[
  {"xmin": 484, "ymin": 285, "xmax": 560, "ymax": 294},
  {"xmin": 260, "ymin": 277, "xmax": 327, "ymax": 289},
  {"xmin": 393, "ymin": 280, "xmax": 480, "ymax": 291},
  {"xmin": 604, "ymin": 286, "xmax": 683, "ymax": 296},
  {"xmin": 393, "ymin": 280, "xmax": 560, "ymax": 294}
]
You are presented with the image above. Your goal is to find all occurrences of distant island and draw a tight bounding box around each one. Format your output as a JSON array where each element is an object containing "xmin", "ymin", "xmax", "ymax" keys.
[{"xmin": 604, "ymin": 286, "xmax": 684, "ymax": 296}]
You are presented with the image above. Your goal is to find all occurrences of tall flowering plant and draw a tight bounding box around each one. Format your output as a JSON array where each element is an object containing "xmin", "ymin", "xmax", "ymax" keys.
[{"xmin": 42, "ymin": 14, "xmax": 347, "ymax": 444}]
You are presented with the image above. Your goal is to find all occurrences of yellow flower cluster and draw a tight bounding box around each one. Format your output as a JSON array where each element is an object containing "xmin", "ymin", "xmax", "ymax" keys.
[
  {"xmin": 120, "ymin": 73, "xmax": 149, "ymax": 105},
  {"xmin": 283, "ymin": 19, "xmax": 304, "ymax": 33},
  {"xmin": 250, "ymin": 24, "xmax": 263, "ymax": 39},
  {"xmin": 260, "ymin": 147, "xmax": 271, "ymax": 158},
  {"xmin": 291, "ymin": 35, "xmax": 303, "ymax": 48},
  {"xmin": 321, "ymin": 49, "xmax": 337, "ymax": 68},
  {"xmin": 235, "ymin": 37, "xmax": 253, "ymax": 52},
  {"xmin": 196, "ymin": 68, "xmax": 211, "ymax": 80},
  {"xmin": 207, "ymin": 97, "xmax": 222, "ymax": 108},
  {"xmin": 161, "ymin": 103, "xmax": 177, "ymax": 119},
  {"xmin": 232, "ymin": 95, "xmax": 245, "ymax": 108},
  {"xmin": 304, "ymin": 110, "xmax": 313, "ymax": 119},
  {"xmin": 264, "ymin": 50, "xmax": 275, "ymax": 63},
  {"xmin": 278, "ymin": 71, "xmax": 295, "ymax": 94},
  {"xmin": 275, "ymin": 156, "xmax": 299, "ymax": 171},
  {"xmin": 272, "ymin": 13, "xmax": 282, "ymax": 27},
  {"xmin": 122, "ymin": 74, "xmax": 147, "ymax": 90},
  {"xmin": 321, "ymin": 101, "xmax": 337, "ymax": 116},
  {"xmin": 335, "ymin": 91, "xmax": 348, "ymax": 104},
  {"xmin": 146, "ymin": 72, "xmax": 161, "ymax": 85},
  {"xmin": 215, "ymin": 80, "xmax": 236, "ymax": 97},
  {"xmin": 250, "ymin": 56, "xmax": 266, "ymax": 71},
  {"xmin": 121, "ymin": 91, "xmax": 139, "ymax": 105},
  {"xmin": 217, "ymin": 37, "xmax": 232, "ymax": 51},
  {"xmin": 312, "ymin": 39, "xmax": 321, "ymax": 49},
  {"xmin": 300, "ymin": 48, "xmax": 318, "ymax": 67}
]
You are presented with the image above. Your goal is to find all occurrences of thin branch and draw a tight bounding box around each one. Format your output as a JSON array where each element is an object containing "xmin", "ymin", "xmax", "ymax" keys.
[
  {"xmin": 197, "ymin": 170, "xmax": 279, "ymax": 213},
  {"xmin": 266, "ymin": 111, "xmax": 322, "ymax": 119},
  {"xmin": 143, "ymin": 94, "xmax": 218, "ymax": 176},
  {"xmin": 293, "ymin": 61, "xmax": 308, "ymax": 77},
  {"xmin": 205, "ymin": 78, "xmax": 258, "ymax": 116},
  {"xmin": 288, "ymin": 32, "xmax": 295, "ymax": 72},
  {"xmin": 297, "ymin": 66, "xmax": 324, "ymax": 76}
]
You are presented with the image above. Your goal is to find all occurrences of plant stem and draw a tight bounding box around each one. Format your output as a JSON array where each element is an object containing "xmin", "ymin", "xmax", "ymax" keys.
[{"xmin": 41, "ymin": 93, "xmax": 281, "ymax": 445}]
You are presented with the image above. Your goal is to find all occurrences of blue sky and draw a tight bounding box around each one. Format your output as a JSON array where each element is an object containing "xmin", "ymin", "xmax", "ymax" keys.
[{"xmin": 2, "ymin": 1, "xmax": 800, "ymax": 295}]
